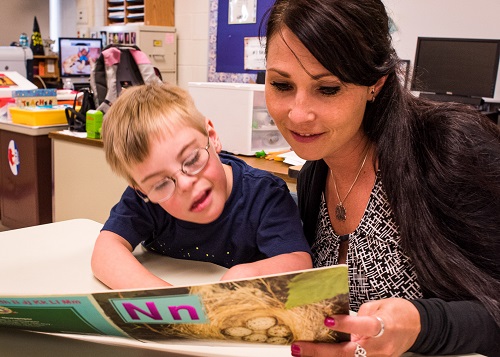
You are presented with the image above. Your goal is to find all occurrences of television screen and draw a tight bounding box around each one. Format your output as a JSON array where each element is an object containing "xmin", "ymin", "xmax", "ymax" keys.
[
  {"xmin": 58, "ymin": 37, "xmax": 102, "ymax": 79},
  {"xmin": 411, "ymin": 37, "xmax": 500, "ymax": 98}
]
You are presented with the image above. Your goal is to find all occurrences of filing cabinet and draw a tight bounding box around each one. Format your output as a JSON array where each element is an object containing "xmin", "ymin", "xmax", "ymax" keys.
[{"xmin": 92, "ymin": 25, "xmax": 177, "ymax": 84}]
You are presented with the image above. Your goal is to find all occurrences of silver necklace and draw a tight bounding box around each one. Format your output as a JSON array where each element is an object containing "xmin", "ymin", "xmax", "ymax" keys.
[{"xmin": 330, "ymin": 148, "xmax": 370, "ymax": 222}]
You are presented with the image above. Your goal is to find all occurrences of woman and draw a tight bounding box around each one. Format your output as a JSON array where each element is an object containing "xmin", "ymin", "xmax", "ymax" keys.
[{"xmin": 263, "ymin": 0, "xmax": 500, "ymax": 356}]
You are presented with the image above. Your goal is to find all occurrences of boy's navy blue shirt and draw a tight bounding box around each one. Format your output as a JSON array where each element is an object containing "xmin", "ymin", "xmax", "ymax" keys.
[{"xmin": 102, "ymin": 154, "xmax": 311, "ymax": 268}]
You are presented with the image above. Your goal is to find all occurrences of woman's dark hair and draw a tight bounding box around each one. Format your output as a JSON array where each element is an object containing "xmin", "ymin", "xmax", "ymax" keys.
[{"xmin": 264, "ymin": 0, "xmax": 500, "ymax": 326}]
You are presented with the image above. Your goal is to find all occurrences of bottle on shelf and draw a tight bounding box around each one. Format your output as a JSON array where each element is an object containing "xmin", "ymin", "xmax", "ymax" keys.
[
  {"xmin": 62, "ymin": 78, "xmax": 75, "ymax": 91},
  {"xmin": 19, "ymin": 33, "xmax": 29, "ymax": 47}
]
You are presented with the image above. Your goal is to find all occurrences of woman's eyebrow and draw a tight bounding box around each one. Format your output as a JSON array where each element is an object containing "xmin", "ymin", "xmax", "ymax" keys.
[
  {"xmin": 266, "ymin": 67, "xmax": 291, "ymax": 78},
  {"xmin": 267, "ymin": 67, "xmax": 335, "ymax": 81}
]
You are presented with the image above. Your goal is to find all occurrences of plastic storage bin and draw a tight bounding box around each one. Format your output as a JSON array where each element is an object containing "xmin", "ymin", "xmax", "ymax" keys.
[
  {"xmin": 9, "ymin": 106, "xmax": 69, "ymax": 126},
  {"xmin": 188, "ymin": 82, "xmax": 289, "ymax": 156}
]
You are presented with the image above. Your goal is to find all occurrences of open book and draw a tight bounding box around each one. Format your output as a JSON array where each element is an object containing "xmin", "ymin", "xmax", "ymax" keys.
[{"xmin": 0, "ymin": 265, "xmax": 349, "ymax": 346}]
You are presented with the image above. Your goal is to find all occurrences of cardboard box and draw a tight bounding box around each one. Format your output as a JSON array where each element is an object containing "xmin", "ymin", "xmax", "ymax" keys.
[
  {"xmin": 86, "ymin": 110, "xmax": 103, "ymax": 139},
  {"xmin": 0, "ymin": 71, "xmax": 37, "ymax": 98},
  {"xmin": 12, "ymin": 88, "xmax": 58, "ymax": 107}
]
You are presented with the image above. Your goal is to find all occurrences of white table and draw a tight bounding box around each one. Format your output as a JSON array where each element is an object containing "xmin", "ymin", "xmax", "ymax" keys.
[
  {"xmin": 0, "ymin": 219, "xmax": 481, "ymax": 357},
  {"xmin": 0, "ymin": 219, "xmax": 291, "ymax": 357},
  {"xmin": 1, "ymin": 218, "xmax": 228, "ymax": 295}
]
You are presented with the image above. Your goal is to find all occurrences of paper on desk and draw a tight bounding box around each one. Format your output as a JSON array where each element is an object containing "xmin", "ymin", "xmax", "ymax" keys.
[
  {"xmin": 57, "ymin": 90, "xmax": 82, "ymax": 101},
  {"xmin": 60, "ymin": 129, "xmax": 88, "ymax": 138},
  {"xmin": 277, "ymin": 151, "xmax": 306, "ymax": 166}
]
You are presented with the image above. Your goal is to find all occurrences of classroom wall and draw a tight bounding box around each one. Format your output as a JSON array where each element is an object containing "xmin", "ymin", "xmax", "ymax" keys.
[
  {"xmin": 174, "ymin": 0, "xmax": 210, "ymax": 89},
  {"xmin": 0, "ymin": 0, "xmax": 85, "ymax": 50},
  {"xmin": 384, "ymin": 0, "xmax": 500, "ymax": 60},
  {"xmin": 0, "ymin": 0, "xmax": 50, "ymax": 46},
  {"xmin": 383, "ymin": 0, "xmax": 500, "ymax": 100},
  {"xmin": 2, "ymin": 1, "xmax": 500, "ymax": 98},
  {"xmin": 68, "ymin": 0, "xmax": 210, "ymax": 90},
  {"xmin": 204, "ymin": 0, "xmax": 500, "ymax": 99}
]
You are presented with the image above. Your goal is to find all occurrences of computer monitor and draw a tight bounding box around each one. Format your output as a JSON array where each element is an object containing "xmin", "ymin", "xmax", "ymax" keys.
[
  {"xmin": 411, "ymin": 37, "xmax": 500, "ymax": 101},
  {"xmin": 58, "ymin": 37, "xmax": 103, "ymax": 88}
]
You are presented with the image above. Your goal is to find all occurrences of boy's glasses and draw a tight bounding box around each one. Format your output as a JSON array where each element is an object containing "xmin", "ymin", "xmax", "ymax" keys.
[{"xmin": 135, "ymin": 137, "xmax": 211, "ymax": 203}]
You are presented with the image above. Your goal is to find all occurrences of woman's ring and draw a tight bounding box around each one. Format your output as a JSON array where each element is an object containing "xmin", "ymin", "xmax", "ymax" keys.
[
  {"xmin": 373, "ymin": 316, "xmax": 385, "ymax": 338},
  {"xmin": 354, "ymin": 343, "xmax": 367, "ymax": 357}
]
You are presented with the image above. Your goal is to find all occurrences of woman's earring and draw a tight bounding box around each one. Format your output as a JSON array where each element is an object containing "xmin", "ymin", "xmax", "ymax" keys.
[{"xmin": 370, "ymin": 88, "xmax": 376, "ymax": 103}]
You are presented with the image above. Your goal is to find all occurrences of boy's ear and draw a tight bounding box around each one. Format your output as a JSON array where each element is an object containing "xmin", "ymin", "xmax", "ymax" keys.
[{"xmin": 205, "ymin": 118, "xmax": 223, "ymax": 154}]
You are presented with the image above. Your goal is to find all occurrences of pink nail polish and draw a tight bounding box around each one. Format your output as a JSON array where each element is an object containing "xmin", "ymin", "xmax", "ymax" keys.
[
  {"xmin": 324, "ymin": 316, "xmax": 336, "ymax": 327},
  {"xmin": 291, "ymin": 343, "xmax": 301, "ymax": 357}
]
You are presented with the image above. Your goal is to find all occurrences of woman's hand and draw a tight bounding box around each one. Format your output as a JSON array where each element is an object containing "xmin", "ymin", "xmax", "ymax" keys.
[{"xmin": 291, "ymin": 298, "xmax": 421, "ymax": 357}]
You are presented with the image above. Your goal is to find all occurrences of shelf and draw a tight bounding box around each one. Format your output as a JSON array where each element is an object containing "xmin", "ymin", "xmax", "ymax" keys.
[
  {"xmin": 105, "ymin": 0, "xmax": 173, "ymax": 26},
  {"xmin": 127, "ymin": 13, "xmax": 144, "ymax": 19},
  {"xmin": 36, "ymin": 75, "xmax": 59, "ymax": 79},
  {"xmin": 127, "ymin": 4, "xmax": 144, "ymax": 10},
  {"xmin": 33, "ymin": 55, "xmax": 58, "ymax": 60},
  {"xmin": 108, "ymin": 12, "xmax": 125, "ymax": 19},
  {"xmin": 32, "ymin": 55, "xmax": 60, "ymax": 88}
]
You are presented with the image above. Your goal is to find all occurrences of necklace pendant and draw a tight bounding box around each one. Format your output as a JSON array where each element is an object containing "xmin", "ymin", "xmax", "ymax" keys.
[{"xmin": 335, "ymin": 203, "xmax": 347, "ymax": 221}]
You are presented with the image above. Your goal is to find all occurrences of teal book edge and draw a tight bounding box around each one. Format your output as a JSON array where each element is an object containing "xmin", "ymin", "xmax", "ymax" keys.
[{"xmin": 0, "ymin": 264, "xmax": 349, "ymax": 346}]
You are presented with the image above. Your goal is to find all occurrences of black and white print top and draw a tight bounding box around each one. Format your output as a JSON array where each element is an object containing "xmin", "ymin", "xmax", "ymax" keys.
[{"xmin": 311, "ymin": 172, "xmax": 423, "ymax": 311}]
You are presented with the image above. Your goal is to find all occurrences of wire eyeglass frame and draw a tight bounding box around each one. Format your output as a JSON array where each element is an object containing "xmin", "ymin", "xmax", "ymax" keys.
[{"xmin": 135, "ymin": 136, "xmax": 211, "ymax": 203}]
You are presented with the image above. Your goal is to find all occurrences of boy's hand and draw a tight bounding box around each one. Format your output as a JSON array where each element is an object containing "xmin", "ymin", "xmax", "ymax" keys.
[
  {"xmin": 91, "ymin": 230, "xmax": 173, "ymax": 289},
  {"xmin": 220, "ymin": 252, "xmax": 312, "ymax": 281}
]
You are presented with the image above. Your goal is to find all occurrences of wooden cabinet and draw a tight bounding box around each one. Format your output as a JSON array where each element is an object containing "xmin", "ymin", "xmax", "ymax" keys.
[
  {"xmin": 106, "ymin": 0, "xmax": 174, "ymax": 26},
  {"xmin": 32, "ymin": 55, "xmax": 60, "ymax": 88}
]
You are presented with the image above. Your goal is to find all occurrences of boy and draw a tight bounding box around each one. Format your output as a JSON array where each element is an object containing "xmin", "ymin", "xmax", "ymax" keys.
[{"xmin": 91, "ymin": 83, "xmax": 312, "ymax": 289}]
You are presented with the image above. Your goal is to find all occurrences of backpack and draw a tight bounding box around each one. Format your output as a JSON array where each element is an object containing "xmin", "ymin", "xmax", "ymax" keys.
[
  {"xmin": 64, "ymin": 87, "xmax": 95, "ymax": 132},
  {"xmin": 89, "ymin": 44, "xmax": 162, "ymax": 114}
]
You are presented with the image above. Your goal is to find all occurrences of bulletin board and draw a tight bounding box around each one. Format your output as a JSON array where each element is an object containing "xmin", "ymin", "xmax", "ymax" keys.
[{"xmin": 208, "ymin": 0, "xmax": 274, "ymax": 83}]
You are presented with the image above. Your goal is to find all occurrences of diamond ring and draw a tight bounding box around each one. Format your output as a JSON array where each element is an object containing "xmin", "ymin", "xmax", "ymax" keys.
[{"xmin": 354, "ymin": 343, "xmax": 367, "ymax": 357}]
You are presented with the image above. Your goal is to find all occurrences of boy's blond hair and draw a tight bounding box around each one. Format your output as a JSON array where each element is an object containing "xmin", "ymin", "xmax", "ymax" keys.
[{"xmin": 102, "ymin": 83, "xmax": 207, "ymax": 185}]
